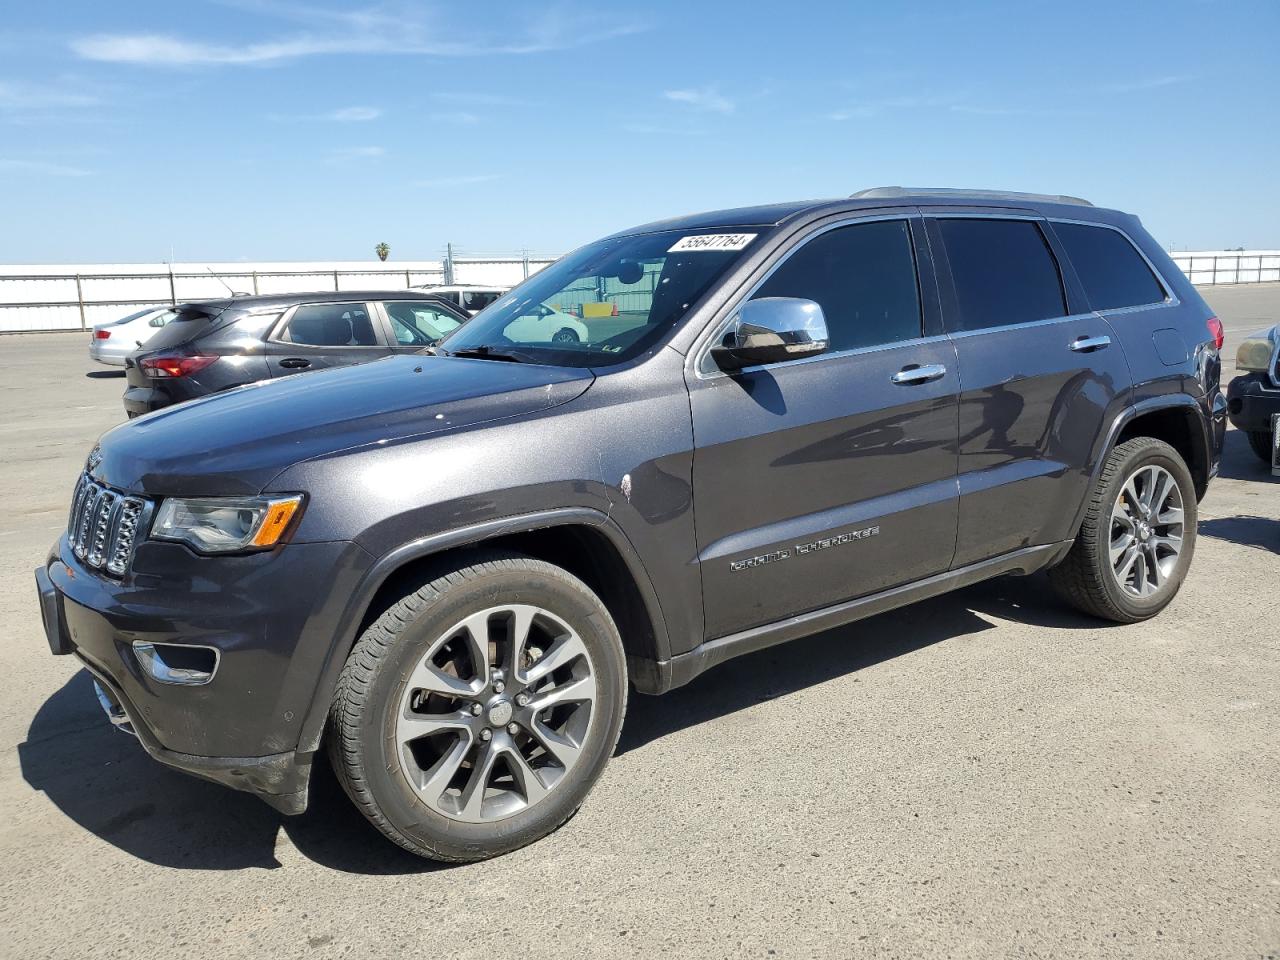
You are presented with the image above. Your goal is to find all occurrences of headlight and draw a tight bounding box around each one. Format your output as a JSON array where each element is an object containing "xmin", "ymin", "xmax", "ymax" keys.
[
  {"xmin": 151, "ymin": 495, "xmax": 304, "ymax": 553},
  {"xmin": 1236, "ymin": 335, "xmax": 1276, "ymax": 373}
]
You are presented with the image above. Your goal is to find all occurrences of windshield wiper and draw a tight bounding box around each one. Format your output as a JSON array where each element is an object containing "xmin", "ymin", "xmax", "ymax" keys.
[{"xmin": 441, "ymin": 344, "xmax": 537, "ymax": 364}]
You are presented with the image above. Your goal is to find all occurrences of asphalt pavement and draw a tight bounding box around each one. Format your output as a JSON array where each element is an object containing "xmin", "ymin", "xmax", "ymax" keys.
[{"xmin": 1, "ymin": 284, "xmax": 1277, "ymax": 959}]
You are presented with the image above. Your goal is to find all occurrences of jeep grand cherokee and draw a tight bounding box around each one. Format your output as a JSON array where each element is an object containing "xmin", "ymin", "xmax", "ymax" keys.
[{"xmin": 36, "ymin": 187, "xmax": 1227, "ymax": 862}]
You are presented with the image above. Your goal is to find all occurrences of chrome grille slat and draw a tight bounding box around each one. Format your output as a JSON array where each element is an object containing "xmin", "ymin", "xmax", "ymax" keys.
[{"xmin": 67, "ymin": 472, "xmax": 150, "ymax": 576}]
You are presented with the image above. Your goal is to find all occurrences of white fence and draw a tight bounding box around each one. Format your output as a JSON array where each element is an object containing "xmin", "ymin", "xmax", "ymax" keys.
[
  {"xmin": 2, "ymin": 247, "xmax": 1277, "ymax": 334},
  {"xmin": 1169, "ymin": 250, "xmax": 1280, "ymax": 286},
  {"xmin": 0, "ymin": 256, "xmax": 554, "ymax": 333}
]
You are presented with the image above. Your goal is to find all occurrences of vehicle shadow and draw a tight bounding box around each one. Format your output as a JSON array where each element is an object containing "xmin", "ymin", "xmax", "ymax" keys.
[
  {"xmin": 17, "ymin": 671, "xmax": 449, "ymax": 876},
  {"xmin": 1216, "ymin": 427, "xmax": 1275, "ymax": 481},
  {"xmin": 617, "ymin": 572, "xmax": 1100, "ymax": 754},
  {"xmin": 18, "ymin": 573, "xmax": 1100, "ymax": 876},
  {"xmin": 84, "ymin": 370, "xmax": 126, "ymax": 379},
  {"xmin": 1198, "ymin": 515, "xmax": 1280, "ymax": 553}
]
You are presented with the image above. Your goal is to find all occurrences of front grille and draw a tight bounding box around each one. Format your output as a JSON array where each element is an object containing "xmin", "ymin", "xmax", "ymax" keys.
[{"xmin": 67, "ymin": 474, "xmax": 150, "ymax": 576}]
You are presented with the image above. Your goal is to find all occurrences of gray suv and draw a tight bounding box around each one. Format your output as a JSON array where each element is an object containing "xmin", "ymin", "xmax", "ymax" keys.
[{"xmin": 35, "ymin": 188, "xmax": 1227, "ymax": 862}]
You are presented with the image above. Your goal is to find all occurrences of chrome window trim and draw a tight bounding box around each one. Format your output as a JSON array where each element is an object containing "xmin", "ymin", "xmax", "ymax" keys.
[
  {"xmin": 266, "ymin": 301, "xmax": 386, "ymax": 349},
  {"xmin": 690, "ymin": 212, "xmax": 927, "ymax": 380},
  {"xmin": 943, "ymin": 310, "xmax": 1101, "ymax": 342},
  {"xmin": 1046, "ymin": 217, "xmax": 1180, "ymax": 311}
]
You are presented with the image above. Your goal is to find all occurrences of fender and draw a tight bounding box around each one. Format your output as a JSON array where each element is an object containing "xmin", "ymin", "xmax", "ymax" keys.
[
  {"xmin": 1068, "ymin": 393, "xmax": 1213, "ymax": 538},
  {"xmin": 294, "ymin": 506, "xmax": 672, "ymax": 753}
]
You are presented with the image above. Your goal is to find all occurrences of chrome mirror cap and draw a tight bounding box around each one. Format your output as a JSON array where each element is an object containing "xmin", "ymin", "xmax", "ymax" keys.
[{"xmin": 713, "ymin": 297, "xmax": 830, "ymax": 372}]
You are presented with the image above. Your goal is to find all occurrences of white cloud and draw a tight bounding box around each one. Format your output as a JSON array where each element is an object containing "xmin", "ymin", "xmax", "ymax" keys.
[
  {"xmin": 328, "ymin": 105, "xmax": 381, "ymax": 121},
  {"xmin": 0, "ymin": 81, "xmax": 100, "ymax": 111},
  {"xmin": 71, "ymin": 4, "xmax": 647, "ymax": 66},
  {"xmin": 327, "ymin": 145, "xmax": 385, "ymax": 162},
  {"xmin": 0, "ymin": 158, "xmax": 92, "ymax": 177},
  {"xmin": 428, "ymin": 111, "xmax": 480, "ymax": 125},
  {"xmin": 431, "ymin": 91, "xmax": 526, "ymax": 106},
  {"xmin": 1100, "ymin": 75, "xmax": 1189, "ymax": 93},
  {"xmin": 412, "ymin": 173, "xmax": 502, "ymax": 188},
  {"xmin": 663, "ymin": 87, "xmax": 734, "ymax": 114},
  {"xmin": 826, "ymin": 93, "xmax": 964, "ymax": 120}
]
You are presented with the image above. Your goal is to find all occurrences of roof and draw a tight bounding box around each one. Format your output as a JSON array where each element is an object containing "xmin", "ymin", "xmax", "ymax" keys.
[
  {"xmin": 610, "ymin": 188, "xmax": 1126, "ymax": 239},
  {"xmin": 178, "ymin": 289, "xmax": 455, "ymax": 312}
]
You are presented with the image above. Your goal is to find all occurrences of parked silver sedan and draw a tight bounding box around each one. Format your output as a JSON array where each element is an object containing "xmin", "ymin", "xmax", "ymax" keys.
[{"xmin": 89, "ymin": 306, "xmax": 176, "ymax": 366}]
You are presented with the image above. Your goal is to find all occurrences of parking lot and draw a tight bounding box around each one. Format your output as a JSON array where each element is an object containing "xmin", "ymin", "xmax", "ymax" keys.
[{"xmin": 1, "ymin": 285, "xmax": 1277, "ymax": 959}]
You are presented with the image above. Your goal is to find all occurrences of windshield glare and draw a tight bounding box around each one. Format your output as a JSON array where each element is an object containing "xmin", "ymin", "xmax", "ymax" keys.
[{"xmin": 438, "ymin": 229, "xmax": 757, "ymax": 367}]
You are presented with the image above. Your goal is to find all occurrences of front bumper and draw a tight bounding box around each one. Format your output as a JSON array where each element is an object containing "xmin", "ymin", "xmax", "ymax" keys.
[
  {"xmin": 35, "ymin": 534, "xmax": 374, "ymax": 813},
  {"xmin": 1226, "ymin": 372, "xmax": 1280, "ymax": 434}
]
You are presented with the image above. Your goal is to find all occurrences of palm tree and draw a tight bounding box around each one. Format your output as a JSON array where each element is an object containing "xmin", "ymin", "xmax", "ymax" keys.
[{"xmin": 375, "ymin": 242, "xmax": 390, "ymax": 262}]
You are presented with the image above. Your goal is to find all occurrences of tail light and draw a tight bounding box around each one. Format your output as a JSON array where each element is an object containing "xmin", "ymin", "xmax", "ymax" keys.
[
  {"xmin": 140, "ymin": 355, "xmax": 218, "ymax": 379},
  {"xmin": 1207, "ymin": 316, "xmax": 1224, "ymax": 351},
  {"xmin": 95, "ymin": 330, "xmax": 111, "ymax": 340}
]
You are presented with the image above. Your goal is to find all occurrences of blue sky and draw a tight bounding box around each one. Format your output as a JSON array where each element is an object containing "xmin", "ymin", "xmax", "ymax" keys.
[{"xmin": 1, "ymin": 0, "xmax": 1277, "ymax": 263}]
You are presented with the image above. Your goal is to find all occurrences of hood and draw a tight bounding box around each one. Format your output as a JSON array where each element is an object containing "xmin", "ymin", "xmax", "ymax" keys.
[{"xmin": 92, "ymin": 355, "xmax": 594, "ymax": 496}]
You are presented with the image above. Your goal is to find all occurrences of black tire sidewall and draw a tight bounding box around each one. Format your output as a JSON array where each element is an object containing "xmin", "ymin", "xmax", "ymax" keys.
[
  {"xmin": 354, "ymin": 562, "xmax": 626, "ymax": 860},
  {"xmin": 1092, "ymin": 441, "xmax": 1198, "ymax": 619}
]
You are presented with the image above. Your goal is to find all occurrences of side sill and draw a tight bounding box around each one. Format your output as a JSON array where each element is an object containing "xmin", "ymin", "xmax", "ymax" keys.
[{"xmin": 645, "ymin": 541, "xmax": 1072, "ymax": 694}]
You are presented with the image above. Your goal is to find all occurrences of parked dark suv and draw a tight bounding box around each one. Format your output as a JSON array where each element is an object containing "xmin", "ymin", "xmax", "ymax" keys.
[
  {"xmin": 121, "ymin": 290, "xmax": 469, "ymax": 416},
  {"xmin": 36, "ymin": 188, "xmax": 1226, "ymax": 862}
]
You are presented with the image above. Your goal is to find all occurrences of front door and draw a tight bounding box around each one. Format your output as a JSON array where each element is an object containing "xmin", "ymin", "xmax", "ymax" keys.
[
  {"xmin": 926, "ymin": 215, "xmax": 1132, "ymax": 566},
  {"xmin": 688, "ymin": 216, "xmax": 961, "ymax": 640}
]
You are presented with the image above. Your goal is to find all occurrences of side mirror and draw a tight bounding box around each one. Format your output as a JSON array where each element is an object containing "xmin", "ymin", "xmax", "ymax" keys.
[{"xmin": 711, "ymin": 297, "xmax": 829, "ymax": 372}]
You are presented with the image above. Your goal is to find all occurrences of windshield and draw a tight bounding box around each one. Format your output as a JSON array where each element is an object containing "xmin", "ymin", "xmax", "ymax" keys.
[{"xmin": 438, "ymin": 228, "xmax": 759, "ymax": 367}]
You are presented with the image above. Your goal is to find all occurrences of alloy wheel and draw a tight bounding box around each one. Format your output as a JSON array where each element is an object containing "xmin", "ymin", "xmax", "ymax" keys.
[
  {"xmin": 394, "ymin": 604, "xmax": 597, "ymax": 823},
  {"xmin": 1109, "ymin": 464, "xmax": 1184, "ymax": 598}
]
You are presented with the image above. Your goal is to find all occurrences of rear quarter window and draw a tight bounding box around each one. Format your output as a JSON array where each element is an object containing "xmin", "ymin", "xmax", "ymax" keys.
[{"xmin": 1053, "ymin": 222, "xmax": 1167, "ymax": 311}]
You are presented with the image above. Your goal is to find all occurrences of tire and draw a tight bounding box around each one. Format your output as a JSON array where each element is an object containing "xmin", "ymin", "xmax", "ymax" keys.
[
  {"xmin": 551, "ymin": 327, "xmax": 580, "ymax": 344},
  {"xmin": 327, "ymin": 551, "xmax": 627, "ymax": 862},
  {"xmin": 1048, "ymin": 437, "xmax": 1197, "ymax": 623},
  {"xmin": 1246, "ymin": 430, "xmax": 1274, "ymax": 464}
]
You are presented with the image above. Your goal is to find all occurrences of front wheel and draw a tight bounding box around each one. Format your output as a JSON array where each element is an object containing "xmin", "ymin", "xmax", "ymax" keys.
[
  {"xmin": 327, "ymin": 552, "xmax": 627, "ymax": 862},
  {"xmin": 1049, "ymin": 437, "xmax": 1197, "ymax": 623},
  {"xmin": 1246, "ymin": 430, "xmax": 1274, "ymax": 464},
  {"xmin": 551, "ymin": 327, "xmax": 580, "ymax": 344}
]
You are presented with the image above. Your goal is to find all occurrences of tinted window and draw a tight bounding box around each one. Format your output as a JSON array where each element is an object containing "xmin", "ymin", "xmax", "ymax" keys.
[
  {"xmin": 460, "ymin": 290, "xmax": 502, "ymax": 311},
  {"xmin": 281, "ymin": 303, "xmax": 377, "ymax": 346},
  {"xmin": 383, "ymin": 301, "xmax": 464, "ymax": 345},
  {"xmin": 1054, "ymin": 222, "xmax": 1166, "ymax": 310},
  {"xmin": 752, "ymin": 219, "xmax": 922, "ymax": 352},
  {"xmin": 136, "ymin": 304, "xmax": 224, "ymax": 350},
  {"xmin": 939, "ymin": 219, "xmax": 1066, "ymax": 331}
]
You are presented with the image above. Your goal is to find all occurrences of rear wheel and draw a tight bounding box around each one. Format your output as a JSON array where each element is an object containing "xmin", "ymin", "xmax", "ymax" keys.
[
  {"xmin": 1049, "ymin": 437, "xmax": 1197, "ymax": 623},
  {"xmin": 328, "ymin": 552, "xmax": 627, "ymax": 862},
  {"xmin": 1246, "ymin": 430, "xmax": 1274, "ymax": 464}
]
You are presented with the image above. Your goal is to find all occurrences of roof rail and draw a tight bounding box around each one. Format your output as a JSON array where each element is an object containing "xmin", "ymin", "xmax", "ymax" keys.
[{"xmin": 850, "ymin": 186, "xmax": 1093, "ymax": 207}]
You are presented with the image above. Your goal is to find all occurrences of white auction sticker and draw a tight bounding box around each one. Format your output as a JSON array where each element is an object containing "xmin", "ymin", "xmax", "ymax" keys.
[{"xmin": 668, "ymin": 233, "xmax": 757, "ymax": 253}]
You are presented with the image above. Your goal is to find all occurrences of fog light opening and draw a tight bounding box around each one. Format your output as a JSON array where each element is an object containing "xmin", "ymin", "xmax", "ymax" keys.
[{"xmin": 132, "ymin": 642, "xmax": 219, "ymax": 686}]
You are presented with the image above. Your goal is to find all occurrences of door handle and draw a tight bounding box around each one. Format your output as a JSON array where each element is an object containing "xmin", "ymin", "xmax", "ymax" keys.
[
  {"xmin": 1069, "ymin": 335, "xmax": 1111, "ymax": 353},
  {"xmin": 279, "ymin": 357, "xmax": 311, "ymax": 369},
  {"xmin": 891, "ymin": 363, "xmax": 947, "ymax": 385}
]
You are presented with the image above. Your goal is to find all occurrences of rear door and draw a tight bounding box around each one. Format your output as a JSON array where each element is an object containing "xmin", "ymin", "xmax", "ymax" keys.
[
  {"xmin": 262, "ymin": 301, "xmax": 391, "ymax": 377},
  {"xmin": 687, "ymin": 214, "xmax": 961, "ymax": 640},
  {"xmin": 926, "ymin": 213, "xmax": 1132, "ymax": 566}
]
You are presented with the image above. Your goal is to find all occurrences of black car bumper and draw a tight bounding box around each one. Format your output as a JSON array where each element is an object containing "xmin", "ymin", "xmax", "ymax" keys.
[
  {"xmin": 35, "ymin": 535, "xmax": 374, "ymax": 814},
  {"xmin": 1226, "ymin": 372, "xmax": 1280, "ymax": 434},
  {"xmin": 122, "ymin": 384, "xmax": 175, "ymax": 418}
]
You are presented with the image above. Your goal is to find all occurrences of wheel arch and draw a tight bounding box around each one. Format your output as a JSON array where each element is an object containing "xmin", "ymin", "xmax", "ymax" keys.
[
  {"xmin": 296, "ymin": 508, "xmax": 672, "ymax": 753},
  {"xmin": 1069, "ymin": 395, "xmax": 1212, "ymax": 539}
]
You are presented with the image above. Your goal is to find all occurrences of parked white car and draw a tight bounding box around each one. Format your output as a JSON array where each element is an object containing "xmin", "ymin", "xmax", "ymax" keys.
[
  {"xmin": 503, "ymin": 302, "xmax": 590, "ymax": 344},
  {"xmin": 89, "ymin": 306, "xmax": 176, "ymax": 366}
]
